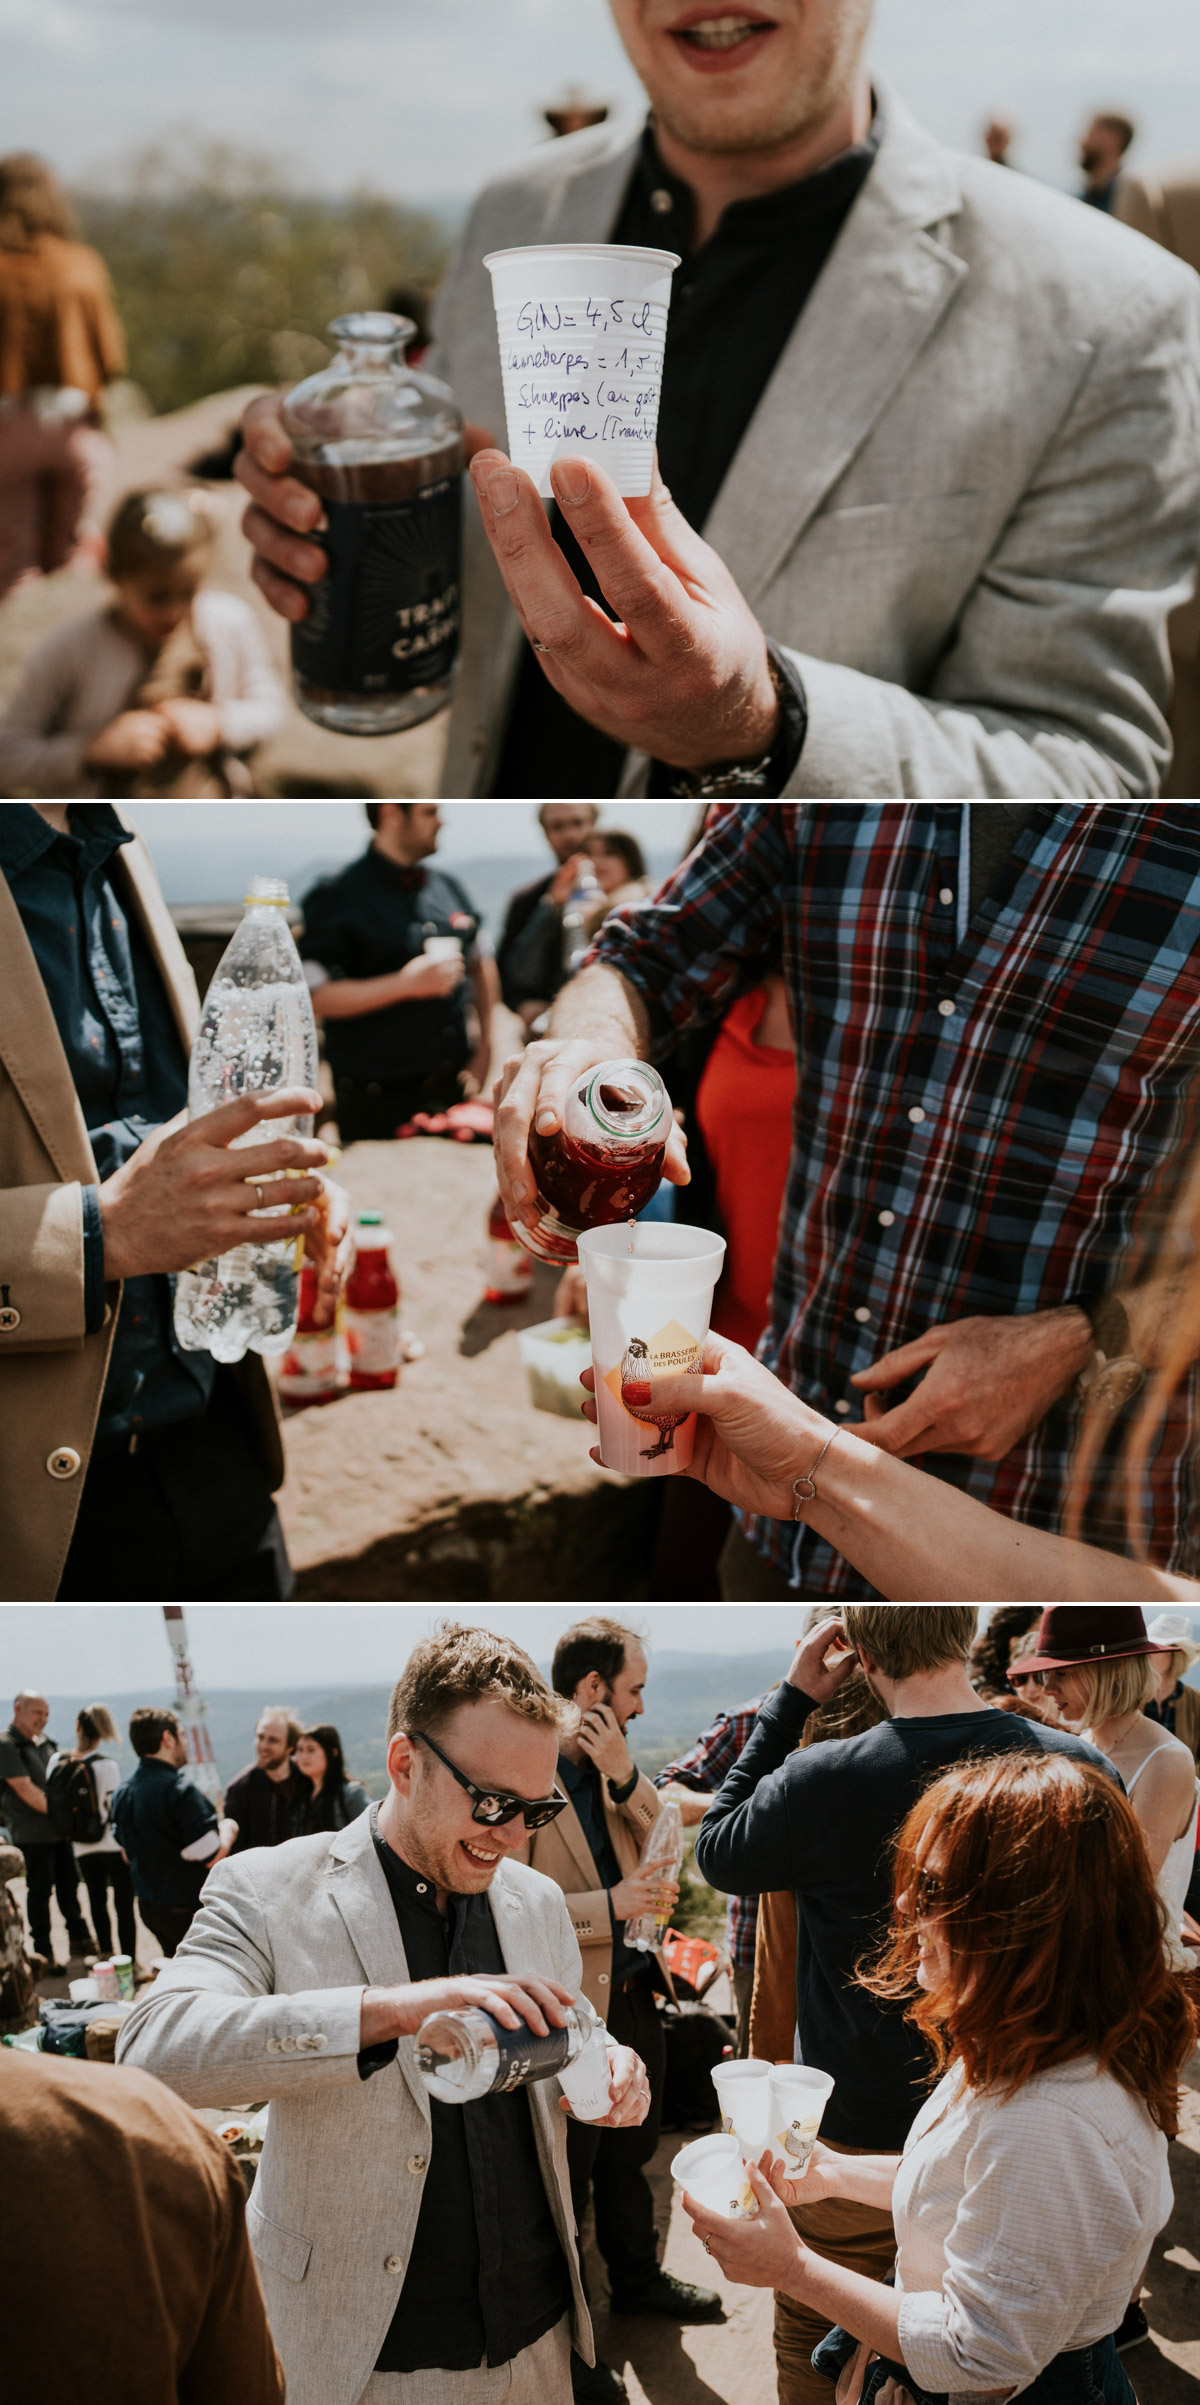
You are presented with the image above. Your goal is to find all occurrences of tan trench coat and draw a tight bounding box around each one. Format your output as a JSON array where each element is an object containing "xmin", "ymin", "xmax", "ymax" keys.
[
  {"xmin": 521, "ymin": 1766, "xmax": 674, "ymax": 2017},
  {"xmin": 0, "ymin": 820, "xmax": 282, "ymax": 1601}
]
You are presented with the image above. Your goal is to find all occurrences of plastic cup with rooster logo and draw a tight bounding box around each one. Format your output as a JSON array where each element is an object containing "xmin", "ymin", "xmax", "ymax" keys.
[
  {"xmin": 576, "ymin": 1221, "xmax": 725, "ymax": 1478},
  {"xmin": 765, "ymin": 2065, "xmax": 836, "ymax": 2177}
]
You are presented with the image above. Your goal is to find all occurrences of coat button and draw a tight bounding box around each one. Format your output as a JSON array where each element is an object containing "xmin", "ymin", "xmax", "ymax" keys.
[
  {"xmin": 266, "ymin": 2037, "xmax": 280, "ymax": 2054},
  {"xmin": 385, "ymin": 2255, "xmax": 404, "ymax": 2274},
  {"xmin": 46, "ymin": 1447, "xmax": 81, "ymax": 1479},
  {"xmin": 310, "ymin": 2033, "xmax": 327, "ymax": 2051},
  {"xmin": 598, "ymin": 1973, "xmax": 610, "ymax": 1986},
  {"xmin": 407, "ymin": 2154, "xmax": 427, "ymax": 2175},
  {"xmin": 0, "ymin": 1306, "xmax": 20, "ymax": 1331}
]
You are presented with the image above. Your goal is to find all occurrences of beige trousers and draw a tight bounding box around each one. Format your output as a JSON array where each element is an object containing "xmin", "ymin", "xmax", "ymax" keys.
[
  {"xmin": 773, "ymin": 2146, "xmax": 897, "ymax": 2405},
  {"xmin": 357, "ymin": 2313, "xmax": 572, "ymax": 2405}
]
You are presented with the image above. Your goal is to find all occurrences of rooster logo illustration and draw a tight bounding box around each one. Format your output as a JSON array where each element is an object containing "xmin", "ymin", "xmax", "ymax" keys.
[{"xmin": 619, "ymin": 1335, "xmax": 684, "ymax": 1459}]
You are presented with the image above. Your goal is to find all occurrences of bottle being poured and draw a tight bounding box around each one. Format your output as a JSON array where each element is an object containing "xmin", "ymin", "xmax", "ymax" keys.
[
  {"xmin": 415, "ymin": 1998, "xmax": 613, "ymax": 2119},
  {"xmin": 174, "ymin": 879, "xmax": 320, "ymax": 1363},
  {"xmin": 516, "ymin": 1059, "xmax": 671, "ymax": 1266}
]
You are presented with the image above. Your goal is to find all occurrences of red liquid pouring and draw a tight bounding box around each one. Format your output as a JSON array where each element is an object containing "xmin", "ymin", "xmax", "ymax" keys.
[{"xmin": 520, "ymin": 1066, "xmax": 669, "ymax": 1266}]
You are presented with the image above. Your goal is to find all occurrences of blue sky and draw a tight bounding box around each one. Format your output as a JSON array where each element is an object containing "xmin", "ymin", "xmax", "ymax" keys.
[{"xmin": 6, "ymin": 0, "xmax": 1199, "ymax": 201}]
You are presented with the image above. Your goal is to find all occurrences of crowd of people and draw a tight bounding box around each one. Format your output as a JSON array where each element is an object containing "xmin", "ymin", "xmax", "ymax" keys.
[{"xmin": 2, "ymin": 1604, "xmax": 1198, "ymax": 2405}]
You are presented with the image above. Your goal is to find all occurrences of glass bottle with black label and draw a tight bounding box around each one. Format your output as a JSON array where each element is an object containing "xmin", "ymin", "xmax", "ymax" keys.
[{"xmin": 282, "ymin": 312, "xmax": 463, "ymax": 735}]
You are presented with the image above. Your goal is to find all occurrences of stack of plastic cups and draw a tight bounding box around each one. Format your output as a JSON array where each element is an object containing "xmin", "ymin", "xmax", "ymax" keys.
[{"xmin": 482, "ymin": 244, "xmax": 681, "ymax": 499}]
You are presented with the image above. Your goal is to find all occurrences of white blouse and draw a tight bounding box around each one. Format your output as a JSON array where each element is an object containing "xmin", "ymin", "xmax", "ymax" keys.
[{"xmin": 894, "ymin": 2056, "xmax": 1172, "ymax": 2399}]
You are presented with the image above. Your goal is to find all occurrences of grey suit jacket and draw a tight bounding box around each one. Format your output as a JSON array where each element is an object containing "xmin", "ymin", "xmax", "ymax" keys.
[
  {"xmin": 435, "ymin": 87, "xmax": 1200, "ymax": 800},
  {"xmin": 116, "ymin": 1815, "xmax": 592, "ymax": 2405}
]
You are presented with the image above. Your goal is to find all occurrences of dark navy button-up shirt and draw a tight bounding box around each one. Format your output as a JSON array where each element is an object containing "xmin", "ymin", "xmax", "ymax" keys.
[
  {"xmin": 557, "ymin": 1752, "xmax": 644, "ymax": 1988},
  {"xmin": 110, "ymin": 1754, "xmax": 220, "ymax": 1910},
  {"xmin": 366, "ymin": 1815, "xmax": 570, "ymax": 2374},
  {"xmin": 298, "ymin": 848, "xmax": 485, "ymax": 1084},
  {"xmin": 0, "ymin": 802, "xmax": 215, "ymax": 1443}
]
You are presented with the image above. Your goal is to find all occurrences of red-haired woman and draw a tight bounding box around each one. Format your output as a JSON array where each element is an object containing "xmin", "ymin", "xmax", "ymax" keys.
[{"xmin": 685, "ymin": 1753, "xmax": 1196, "ymax": 2405}]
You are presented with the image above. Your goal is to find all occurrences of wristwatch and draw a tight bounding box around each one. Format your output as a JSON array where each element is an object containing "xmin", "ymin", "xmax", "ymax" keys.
[
  {"xmin": 661, "ymin": 644, "xmax": 808, "ymax": 799},
  {"xmin": 1076, "ymin": 1292, "xmax": 1145, "ymax": 1414}
]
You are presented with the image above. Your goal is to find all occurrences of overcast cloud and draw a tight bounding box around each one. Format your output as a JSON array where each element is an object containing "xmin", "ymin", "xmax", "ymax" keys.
[{"xmin": 6, "ymin": 0, "xmax": 1198, "ymax": 199}]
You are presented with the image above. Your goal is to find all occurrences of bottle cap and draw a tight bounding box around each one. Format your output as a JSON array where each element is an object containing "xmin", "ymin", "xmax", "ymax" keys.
[
  {"xmin": 245, "ymin": 877, "xmax": 290, "ymax": 908},
  {"xmin": 357, "ymin": 1210, "xmax": 383, "ymax": 1225}
]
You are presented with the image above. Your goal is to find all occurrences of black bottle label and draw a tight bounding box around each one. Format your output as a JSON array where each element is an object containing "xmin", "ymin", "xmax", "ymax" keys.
[
  {"xmin": 480, "ymin": 2010, "xmax": 572, "ymax": 2093},
  {"xmin": 291, "ymin": 475, "xmax": 462, "ymax": 695}
]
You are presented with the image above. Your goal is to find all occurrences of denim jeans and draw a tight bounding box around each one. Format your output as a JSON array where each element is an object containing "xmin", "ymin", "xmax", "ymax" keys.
[{"xmin": 859, "ymin": 2333, "xmax": 1135, "ymax": 2405}]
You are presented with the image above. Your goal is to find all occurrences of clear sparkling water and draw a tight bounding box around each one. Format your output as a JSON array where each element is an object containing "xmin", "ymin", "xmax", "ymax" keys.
[{"xmin": 173, "ymin": 945, "xmax": 319, "ymax": 1363}]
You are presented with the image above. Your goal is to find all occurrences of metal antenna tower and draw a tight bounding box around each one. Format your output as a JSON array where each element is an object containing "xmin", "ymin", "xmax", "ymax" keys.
[{"xmin": 162, "ymin": 1607, "xmax": 223, "ymax": 1804}]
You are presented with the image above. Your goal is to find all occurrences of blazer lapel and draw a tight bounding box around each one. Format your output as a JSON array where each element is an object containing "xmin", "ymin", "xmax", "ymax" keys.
[
  {"xmin": 326, "ymin": 1817, "xmax": 430, "ymax": 2122},
  {"xmin": 555, "ymin": 1793, "xmax": 607, "ymax": 1894},
  {"xmin": 0, "ymin": 874, "xmax": 97, "ymax": 1186},
  {"xmin": 113, "ymin": 821, "xmax": 201, "ymax": 1057},
  {"xmin": 703, "ymin": 88, "xmax": 968, "ymax": 604}
]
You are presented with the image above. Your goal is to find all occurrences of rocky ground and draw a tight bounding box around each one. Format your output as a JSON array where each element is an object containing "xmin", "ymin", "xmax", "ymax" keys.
[
  {"xmin": 0, "ymin": 385, "xmax": 448, "ymax": 797},
  {"xmin": 280, "ymin": 1133, "xmax": 659, "ymax": 1600},
  {"xmin": 21, "ymin": 1886, "xmax": 1200, "ymax": 2405}
]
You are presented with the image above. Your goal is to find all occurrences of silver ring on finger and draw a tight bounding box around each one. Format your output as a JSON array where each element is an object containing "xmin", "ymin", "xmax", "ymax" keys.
[
  {"xmin": 703, "ymin": 2238, "xmax": 713, "ymax": 2255},
  {"xmin": 252, "ymin": 1182, "xmax": 265, "ymax": 1209}
]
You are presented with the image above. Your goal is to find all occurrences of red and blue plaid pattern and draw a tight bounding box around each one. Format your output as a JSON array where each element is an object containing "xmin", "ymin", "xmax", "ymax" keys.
[
  {"xmin": 593, "ymin": 803, "xmax": 1200, "ymax": 1594},
  {"xmin": 657, "ymin": 1701, "xmax": 764, "ymax": 1968}
]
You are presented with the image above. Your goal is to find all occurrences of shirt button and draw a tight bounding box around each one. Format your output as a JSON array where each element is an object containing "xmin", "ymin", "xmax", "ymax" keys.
[
  {"xmin": 415, "ymin": 1883, "xmax": 427, "ymax": 1894},
  {"xmin": 0, "ymin": 1306, "xmax": 21, "ymax": 1331},
  {"xmin": 834, "ymin": 1399, "xmax": 852, "ymax": 1416},
  {"xmin": 46, "ymin": 1447, "xmax": 81, "ymax": 1480},
  {"xmin": 908, "ymin": 1107, "xmax": 926, "ymax": 1124},
  {"xmin": 598, "ymin": 1973, "xmax": 610, "ymax": 1986},
  {"xmin": 877, "ymin": 1211, "xmax": 895, "ymax": 1228},
  {"xmin": 385, "ymin": 2256, "xmax": 404, "ymax": 2275},
  {"xmin": 407, "ymin": 2154, "xmax": 427, "ymax": 2175},
  {"xmin": 936, "ymin": 999, "xmax": 956, "ymax": 1018},
  {"xmin": 853, "ymin": 1307, "xmax": 871, "ymax": 1324},
  {"xmin": 939, "ymin": 887, "xmax": 954, "ymax": 905},
  {"xmin": 650, "ymin": 187, "xmax": 674, "ymax": 214}
]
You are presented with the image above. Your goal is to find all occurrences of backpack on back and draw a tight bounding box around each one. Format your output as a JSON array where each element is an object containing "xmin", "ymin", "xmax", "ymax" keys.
[{"xmin": 45, "ymin": 1755, "xmax": 104, "ymax": 1847}]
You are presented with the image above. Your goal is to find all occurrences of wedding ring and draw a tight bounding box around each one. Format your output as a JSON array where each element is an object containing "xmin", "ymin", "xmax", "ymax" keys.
[
  {"xmin": 703, "ymin": 2238, "xmax": 713, "ymax": 2255},
  {"xmin": 252, "ymin": 1182, "xmax": 265, "ymax": 1208}
]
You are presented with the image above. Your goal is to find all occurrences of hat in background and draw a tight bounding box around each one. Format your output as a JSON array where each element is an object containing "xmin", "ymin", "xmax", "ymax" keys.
[
  {"xmin": 1010, "ymin": 1605, "xmax": 1157, "ymax": 1676},
  {"xmin": 1144, "ymin": 1610, "xmax": 1200, "ymax": 1671}
]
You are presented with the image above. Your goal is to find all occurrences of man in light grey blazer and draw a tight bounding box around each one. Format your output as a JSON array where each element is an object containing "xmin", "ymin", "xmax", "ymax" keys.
[
  {"xmin": 240, "ymin": 0, "xmax": 1200, "ymax": 801},
  {"xmin": 117, "ymin": 1627, "xmax": 652, "ymax": 2405}
]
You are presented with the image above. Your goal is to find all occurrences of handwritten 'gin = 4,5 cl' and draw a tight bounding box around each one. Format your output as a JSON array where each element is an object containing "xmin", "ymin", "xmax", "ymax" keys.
[{"xmin": 515, "ymin": 297, "xmax": 657, "ymax": 337}]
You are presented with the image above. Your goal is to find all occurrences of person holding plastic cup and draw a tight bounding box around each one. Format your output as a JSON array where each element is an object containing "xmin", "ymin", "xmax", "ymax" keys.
[{"xmin": 685, "ymin": 1752, "xmax": 1195, "ymax": 2405}]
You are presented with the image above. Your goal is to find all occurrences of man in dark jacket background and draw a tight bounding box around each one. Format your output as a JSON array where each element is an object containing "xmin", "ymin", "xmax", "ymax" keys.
[
  {"xmin": 497, "ymin": 806, "xmax": 600, "ymax": 1030},
  {"xmin": 224, "ymin": 1706, "xmax": 309, "ymax": 1854}
]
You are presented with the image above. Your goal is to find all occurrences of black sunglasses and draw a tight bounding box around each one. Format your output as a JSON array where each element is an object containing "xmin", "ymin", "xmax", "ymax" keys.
[
  {"xmin": 412, "ymin": 1730, "xmax": 568, "ymax": 1832},
  {"xmin": 911, "ymin": 1867, "xmax": 945, "ymax": 1915}
]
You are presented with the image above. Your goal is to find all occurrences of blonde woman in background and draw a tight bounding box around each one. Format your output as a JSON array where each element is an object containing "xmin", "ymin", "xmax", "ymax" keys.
[
  {"xmin": 0, "ymin": 154, "xmax": 125, "ymax": 599},
  {"xmin": 52, "ymin": 1703, "xmax": 139, "ymax": 1968}
]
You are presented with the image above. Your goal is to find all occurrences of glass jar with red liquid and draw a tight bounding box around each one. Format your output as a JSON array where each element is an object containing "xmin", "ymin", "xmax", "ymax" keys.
[
  {"xmin": 516, "ymin": 1060, "xmax": 670, "ymax": 1267},
  {"xmin": 344, "ymin": 1210, "xmax": 401, "ymax": 1389},
  {"xmin": 276, "ymin": 1258, "xmax": 341, "ymax": 1411},
  {"xmin": 485, "ymin": 1192, "xmax": 534, "ymax": 1304}
]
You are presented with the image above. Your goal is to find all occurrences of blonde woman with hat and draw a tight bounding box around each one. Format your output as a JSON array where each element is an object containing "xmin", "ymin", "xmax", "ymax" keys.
[{"xmin": 1011, "ymin": 1607, "xmax": 1199, "ymax": 1973}]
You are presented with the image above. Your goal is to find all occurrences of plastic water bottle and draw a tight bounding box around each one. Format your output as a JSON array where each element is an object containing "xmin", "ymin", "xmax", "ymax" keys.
[
  {"xmin": 415, "ymin": 2001, "xmax": 611, "ymax": 2118},
  {"xmin": 561, "ymin": 856, "xmax": 603, "ymax": 978},
  {"xmin": 624, "ymin": 1800, "xmax": 683, "ymax": 1952},
  {"xmin": 173, "ymin": 879, "xmax": 319, "ymax": 1363}
]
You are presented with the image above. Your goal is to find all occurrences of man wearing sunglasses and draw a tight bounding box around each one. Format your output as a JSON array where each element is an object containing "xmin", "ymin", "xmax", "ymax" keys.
[{"xmin": 117, "ymin": 1624, "xmax": 651, "ymax": 2405}]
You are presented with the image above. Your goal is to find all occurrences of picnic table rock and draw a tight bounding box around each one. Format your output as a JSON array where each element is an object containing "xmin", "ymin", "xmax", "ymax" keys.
[{"xmin": 283, "ymin": 1136, "xmax": 658, "ymax": 1599}]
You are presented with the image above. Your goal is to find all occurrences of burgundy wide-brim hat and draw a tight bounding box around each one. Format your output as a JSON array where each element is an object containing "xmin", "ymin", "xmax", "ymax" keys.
[{"xmin": 1010, "ymin": 1605, "xmax": 1157, "ymax": 1676}]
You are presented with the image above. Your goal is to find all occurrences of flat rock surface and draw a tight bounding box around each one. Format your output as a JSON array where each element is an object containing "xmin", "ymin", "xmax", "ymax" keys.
[{"xmin": 282, "ymin": 1136, "xmax": 658, "ymax": 1599}]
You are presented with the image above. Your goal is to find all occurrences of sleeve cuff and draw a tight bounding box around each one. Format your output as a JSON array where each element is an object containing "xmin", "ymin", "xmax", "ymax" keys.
[
  {"xmin": 357, "ymin": 2038, "xmax": 400, "ymax": 2082},
  {"xmin": 609, "ymin": 1766, "xmax": 639, "ymax": 1805},
  {"xmin": 758, "ymin": 1684, "xmax": 816, "ymax": 1739},
  {"xmin": 81, "ymin": 1184, "xmax": 108, "ymax": 1333}
]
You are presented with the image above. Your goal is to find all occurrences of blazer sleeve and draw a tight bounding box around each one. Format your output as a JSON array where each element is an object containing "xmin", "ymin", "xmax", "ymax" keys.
[
  {"xmin": 616, "ymin": 1770, "xmax": 662, "ymax": 1851},
  {"xmin": 781, "ymin": 263, "xmax": 1200, "ymax": 799},
  {"xmin": 0, "ymin": 1181, "xmax": 90, "ymax": 1352},
  {"xmin": 115, "ymin": 1857, "xmax": 366, "ymax": 2104}
]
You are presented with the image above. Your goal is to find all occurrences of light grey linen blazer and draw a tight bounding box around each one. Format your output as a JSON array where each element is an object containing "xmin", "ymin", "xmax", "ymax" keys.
[
  {"xmin": 435, "ymin": 87, "xmax": 1200, "ymax": 800},
  {"xmin": 116, "ymin": 1814, "xmax": 592, "ymax": 2405}
]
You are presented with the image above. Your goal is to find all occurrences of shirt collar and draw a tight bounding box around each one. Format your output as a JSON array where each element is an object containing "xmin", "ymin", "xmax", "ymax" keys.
[
  {"xmin": 557, "ymin": 1752, "xmax": 596, "ymax": 1797},
  {"xmin": 634, "ymin": 107, "xmax": 881, "ymax": 255},
  {"xmin": 0, "ymin": 803, "xmax": 133, "ymax": 880},
  {"xmin": 370, "ymin": 1805, "xmax": 461, "ymax": 1912},
  {"xmin": 368, "ymin": 844, "xmax": 429, "ymax": 896}
]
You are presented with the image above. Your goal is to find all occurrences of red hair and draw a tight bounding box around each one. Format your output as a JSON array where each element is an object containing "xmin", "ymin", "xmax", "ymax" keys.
[{"xmin": 860, "ymin": 1752, "xmax": 1196, "ymax": 2138}]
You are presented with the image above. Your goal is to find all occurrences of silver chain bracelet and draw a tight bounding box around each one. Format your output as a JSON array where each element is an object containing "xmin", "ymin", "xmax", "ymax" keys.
[{"xmin": 792, "ymin": 1427, "xmax": 841, "ymax": 1517}]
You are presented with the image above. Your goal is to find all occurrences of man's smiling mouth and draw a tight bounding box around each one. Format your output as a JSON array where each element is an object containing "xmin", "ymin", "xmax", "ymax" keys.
[{"xmin": 671, "ymin": 13, "xmax": 777, "ymax": 53}]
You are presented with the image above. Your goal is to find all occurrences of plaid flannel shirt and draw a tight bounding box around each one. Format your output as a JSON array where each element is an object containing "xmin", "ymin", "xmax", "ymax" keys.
[
  {"xmin": 656, "ymin": 1700, "xmax": 764, "ymax": 1970},
  {"xmin": 592, "ymin": 804, "xmax": 1200, "ymax": 1595}
]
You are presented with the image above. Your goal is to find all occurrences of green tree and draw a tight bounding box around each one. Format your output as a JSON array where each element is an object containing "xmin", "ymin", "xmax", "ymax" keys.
[{"xmin": 76, "ymin": 141, "xmax": 451, "ymax": 416}]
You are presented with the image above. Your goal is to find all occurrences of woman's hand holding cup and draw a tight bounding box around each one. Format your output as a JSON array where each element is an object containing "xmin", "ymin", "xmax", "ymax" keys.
[{"xmin": 580, "ymin": 1331, "xmax": 839, "ymax": 1517}]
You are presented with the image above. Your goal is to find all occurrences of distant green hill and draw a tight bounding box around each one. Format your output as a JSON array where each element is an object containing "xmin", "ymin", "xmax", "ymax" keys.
[{"xmin": 40, "ymin": 1649, "xmax": 789, "ymax": 1802}]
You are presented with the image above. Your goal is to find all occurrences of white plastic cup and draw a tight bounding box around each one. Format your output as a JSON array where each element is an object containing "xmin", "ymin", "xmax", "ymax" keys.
[
  {"xmin": 482, "ymin": 243, "xmax": 681, "ymax": 498},
  {"xmin": 671, "ymin": 2131, "xmax": 758, "ymax": 2219},
  {"xmin": 423, "ymin": 935, "xmax": 463, "ymax": 962},
  {"xmin": 576, "ymin": 1222, "xmax": 725, "ymax": 1480},
  {"xmin": 766, "ymin": 2065, "xmax": 835, "ymax": 2175},
  {"xmin": 710, "ymin": 2057, "xmax": 773, "ymax": 2162},
  {"xmin": 559, "ymin": 2029, "xmax": 613, "ymax": 2123}
]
